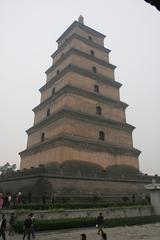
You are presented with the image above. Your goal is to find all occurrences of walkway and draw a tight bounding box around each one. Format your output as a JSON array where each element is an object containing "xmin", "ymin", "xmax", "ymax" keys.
[{"xmin": 6, "ymin": 223, "xmax": 160, "ymax": 240}]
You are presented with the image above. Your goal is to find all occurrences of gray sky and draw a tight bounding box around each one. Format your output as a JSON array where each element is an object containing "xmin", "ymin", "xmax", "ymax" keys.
[{"xmin": 0, "ymin": 0, "xmax": 160, "ymax": 175}]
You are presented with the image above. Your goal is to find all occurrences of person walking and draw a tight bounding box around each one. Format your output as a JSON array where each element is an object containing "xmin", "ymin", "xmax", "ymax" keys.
[
  {"xmin": 17, "ymin": 192, "xmax": 22, "ymax": 204},
  {"xmin": 0, "ymin": 214, "xmax": 7, "ymax": 240},
  {"xmin": 8, "ymin": 213, "xmax": 16, "ymax": 236},
  {"xmin": 96, "ymin": 212, "xmax": 104, "ymax": 235},
  {"xmin": 23, "ymin": 215, "xmax": 32, "ymax": 240},
  {"xmin": 30, "ymin": 213, "xmax": 35, "ymax": 239}
]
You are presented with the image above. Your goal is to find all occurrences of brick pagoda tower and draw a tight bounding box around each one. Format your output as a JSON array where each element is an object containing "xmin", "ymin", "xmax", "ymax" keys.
[{"xmin": 20, "ymin": 16, "xmax": 140, "ymax": 173}]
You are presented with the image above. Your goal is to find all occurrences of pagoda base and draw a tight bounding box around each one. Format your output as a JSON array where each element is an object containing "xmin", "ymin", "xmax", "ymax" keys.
[
  {"xmin": 20, "ymin": 135, "xmax": 140, "ymax": 170},
  {"xmin": 0, "ymin": 165, "xmax": 159, "ymax": 203}
]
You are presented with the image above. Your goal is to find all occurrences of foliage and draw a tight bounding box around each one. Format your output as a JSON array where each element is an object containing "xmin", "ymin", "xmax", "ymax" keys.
[
  {"xmin": 9, "ymin": 200, "xmax": 150, "ymax": 210},
  {"xmin": 14, "ymin": 217, "xmax": 96, "ymax": 233},
  {"xmin": 14, "ymin": 215, "xmax": 160, "ymax": 233},
  {"xmin": 0, "ymin": 162, "xmax": 16, "ymax": 175}
]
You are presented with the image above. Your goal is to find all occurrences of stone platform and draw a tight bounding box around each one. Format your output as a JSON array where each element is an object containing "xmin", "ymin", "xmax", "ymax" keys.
[{"xmin": 0, "ymin": 165, "xmax": 160, "ymax": 203}]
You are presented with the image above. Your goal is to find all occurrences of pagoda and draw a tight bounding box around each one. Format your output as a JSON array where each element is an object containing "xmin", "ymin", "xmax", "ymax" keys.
[{"xmin": 20, "ymin": 16, "xmax": 140, "ymax": 174}]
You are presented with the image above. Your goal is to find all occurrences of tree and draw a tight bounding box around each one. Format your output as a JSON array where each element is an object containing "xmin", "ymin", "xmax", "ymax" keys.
[{"xmin": 0, "ymin": 162, "xmax": 16, "ymax": 175}]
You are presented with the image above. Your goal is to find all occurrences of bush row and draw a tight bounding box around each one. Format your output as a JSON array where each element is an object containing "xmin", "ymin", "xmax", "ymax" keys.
[
  {"xmin": 14, "ymin": 215, "xmax": 160, "ymax": 233},
  {"xmin": 10, "ymin": 201, "xmax": 149, "ymax": 210},
  {"xmin": 14, "ymin": 217, "xmax": 96, "ymax": 233}
]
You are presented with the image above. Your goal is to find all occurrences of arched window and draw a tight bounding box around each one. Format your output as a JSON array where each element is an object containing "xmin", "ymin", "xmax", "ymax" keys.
[
  {"xmin": 47, "ymin": 108, "xmax": 50, "ymax": 117},
  {"xmin": 92, "ymin": 66, "xmax": 97, "ymax": 73},
  {"xmin": 99, "ymin": 131, "xmax": 105, "ymax": 141},
  {"xmin": 94, "ymin": 84, "xmax": 99, "ymax": 93},
  {"xmin": 52, "ymin": 87, "xmax": 55, "ymax": 95},
  {"xmin": 41, "ymin": 133, "xmax": 45, "ymax": 142},
  {"xmin": 90, "ymin": 50, "xmax": 95, "ymax": 56},
  {"xmin": 88, "ymin": 36, "xmax": 92, "ymax": 41},
  {"xmin": 56, "ymin": 69, "xmax": 60, "ymax": 75},
  {"xmin": 96, "ymin": 106, "xmax": 102, "ymax": 115}
]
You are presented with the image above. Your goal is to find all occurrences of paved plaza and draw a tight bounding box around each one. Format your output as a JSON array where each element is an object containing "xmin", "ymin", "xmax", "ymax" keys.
[{"xmin": 5, "ymin": 223, "xmax": 160, "ymax": 240}]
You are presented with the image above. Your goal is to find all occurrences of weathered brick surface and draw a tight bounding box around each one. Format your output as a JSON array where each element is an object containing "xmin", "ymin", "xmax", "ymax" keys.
[
  {"xmin": 27, "ymin": 117, "xmax": 132, "ymax": 148},
  {"xmin": 57, "ymin": 24, "xmax": 104, "ymax": 47},
  {"xmin": 0, "ymin": 172, "xmax": 149, "ymax": 201},
  {"xmin": 53, "ymin": 37, "xmax": 108, "ymax": 64},
  {"xmin": 41, "ymin": 72, "xmax": 119, "ymax": 103},
  {"xmin": 46, "ymin": 52, "xmax": 114, "ymax": 82},
  {"xmin": 21, "ymin": 145, "xmax": 138, "ymax": 170},
  {"xmin": 35, "ymin": 94, "xmax": 125, "ymax": 125}
]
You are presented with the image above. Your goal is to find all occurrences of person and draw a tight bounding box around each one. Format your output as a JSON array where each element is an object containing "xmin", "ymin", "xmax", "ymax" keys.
[
  {"xmin": 8, "ymin": 213, "xmax": 16, "ymax": 236},
  {"xmin": 100, "ymin": 228, "xmax": 107, "ymax": 240},
  {"xmin": 80, "ymin": 233, "xmax": 87, "ymax": 240},
  {"xmin": 17, "ymin": 192, "xmax": 22, "ymax": 204},
  {"xmin": 96, "ymin": 212, "xmax": 104, "ymax": 235},
  {"xmin": 23, "ymin": 215, "xmax": 32, "ymax": 240},
  {"xmin": 30, "ymin": 213, "xmax": 35, "ymax": 239},
  {"xmin": 0, "ymin": 214, "xmax": 7, "ymax": 240},
  {"xmin": 3, "ymin": 194, "xmax": 9, "ymax": 209},
  {"xmin": 12, "ymin": 192, "xmax": 17, "ymax": 206},
  {"xmin": 8, "ymin": 194, "xmax": 12, "ymax": 208},
  {"xmin": 0, "ymin": 194, "xmax": 3, "ymax": 209}
]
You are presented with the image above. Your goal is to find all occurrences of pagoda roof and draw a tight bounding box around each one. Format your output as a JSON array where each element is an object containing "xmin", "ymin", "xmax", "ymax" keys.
[
  {"xmin": 46, "ymin": 48, "xmax": 116, "ymax": 75},
  {"xmin": 28, "ymin": 107, "xmax": 133, "ymax": 135},
  {"xmin": 19, "ymin": 133, "xmax": 141, "ymax": 158},
  {"xmin": 52, "ymin": 33, "xmax": 110, "ymax": 59},
  {"xmin": 40, "ymin": 65, "xmax": 122, "ymax": 92},
  {"xmin": 35, "ymin": 85, "xmax": 127, "ymax": 112},
  {"xmin": 56, "ymin": 21, "xmax": 106, "ymax": 44}
]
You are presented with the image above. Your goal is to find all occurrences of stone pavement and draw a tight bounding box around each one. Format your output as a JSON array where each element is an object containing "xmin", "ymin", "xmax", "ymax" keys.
[{"xmin": 5, "ymin": 223, "xmax": 160, "ymax": 240}]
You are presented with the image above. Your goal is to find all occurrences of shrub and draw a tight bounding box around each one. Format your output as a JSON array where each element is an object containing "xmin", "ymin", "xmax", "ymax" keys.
[
  {"xmin": 14, "ymin": 215, "xmax": 160, "ymax": 233},
  {"xmin": 14, "ymin": 217, "xmax": 96, "ymax": 233},
  {"xmin": 10, "ymin": 201, "xmax": 149, "ymax": 211}
]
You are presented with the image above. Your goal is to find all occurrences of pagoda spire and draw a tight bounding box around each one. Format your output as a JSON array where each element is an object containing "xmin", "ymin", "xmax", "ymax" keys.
[{"xmin": 78, "ymin": 15, "xmax": 84, "ymax": 24}]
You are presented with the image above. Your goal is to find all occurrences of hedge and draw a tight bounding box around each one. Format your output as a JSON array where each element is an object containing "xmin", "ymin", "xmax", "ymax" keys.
[
  {"xmin": 10, "ymin": 201, "xmax": 149, "ymax": 210},
  {"xmin": 14, "ymin": 215, "xmax": 160, "ymax": 233},
  {"xmin": 14, "ymin": 217, "xmax": 96, "ymax": 233}
]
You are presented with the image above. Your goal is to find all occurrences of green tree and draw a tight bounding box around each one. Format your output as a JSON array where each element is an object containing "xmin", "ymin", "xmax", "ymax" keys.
[{"xmin": 0, "ymin": 162, "xmax": 16, "ymax": 175}]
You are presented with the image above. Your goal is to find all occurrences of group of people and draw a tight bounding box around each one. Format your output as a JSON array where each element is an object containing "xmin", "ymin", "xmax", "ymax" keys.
[
  {"xmin": 1, "ymin": 211, "xmax": 106, "ymax": 240},
  {"xmin": 80, "ymin": 212, "xmax": 107, "ymax": 240},
  {"xmin": 0, "ymin": 192, "xmax": 56, "ymax": 208},
  {"xmin": 0, "ymin": 212, "xmax": 35, "ymax": 240},
  {"xmin": 0, "ymin": 213, "xmax": 16, "ymax": 240},
  {"xmin": 0, "ymin": 192, "xmax": 23, "ymax": 209}
]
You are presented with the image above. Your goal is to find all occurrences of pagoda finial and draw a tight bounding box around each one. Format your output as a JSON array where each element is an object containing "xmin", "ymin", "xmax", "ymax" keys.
[{"xmin": 78, "ymin": 15, "xmax": 84, "ymax": 24}]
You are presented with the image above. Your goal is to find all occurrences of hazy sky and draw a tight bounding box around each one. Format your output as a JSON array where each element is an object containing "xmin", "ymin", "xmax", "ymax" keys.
[{"xmin": 0, "ymin": 0, "xmax": 160, "ymax": 175}]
